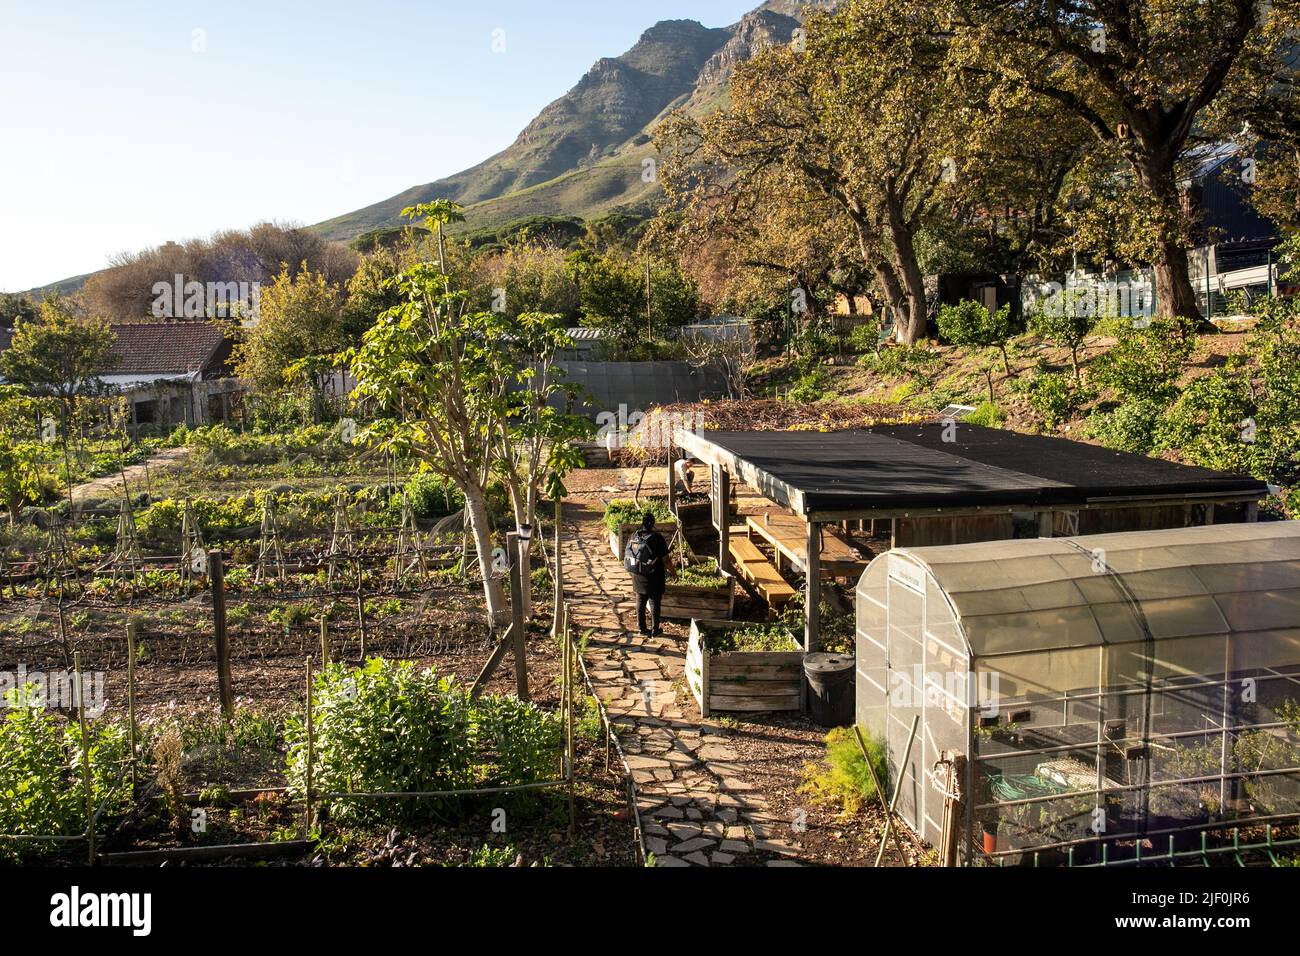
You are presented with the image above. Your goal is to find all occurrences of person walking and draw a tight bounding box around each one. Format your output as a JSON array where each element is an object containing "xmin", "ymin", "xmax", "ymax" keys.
[{"xmin": 624, "ymin": 511, "xmax": 671, "ymax": 636}]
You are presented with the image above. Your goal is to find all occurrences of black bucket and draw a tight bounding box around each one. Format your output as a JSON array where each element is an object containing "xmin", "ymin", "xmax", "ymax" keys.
[{"xmin": 804, "ymin": 652, "xmax": 855, "ymax": 728}]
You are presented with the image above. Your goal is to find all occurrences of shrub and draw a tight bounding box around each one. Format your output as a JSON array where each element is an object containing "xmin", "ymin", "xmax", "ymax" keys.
[
  {"xmin": 965, "ymin": 401, "xmax": 1004, "ymax": 428},
  {"xmin": 403, "ymin": 471, "xmax": 462, "ymax": 520},
  {"xmin": 1024, "ymin": 371, "xmax": 1091, "ymax": 428},
  {"xmin": 1085, "ymin": 399, "xmax": 1164, "ymax": 454},
  {"xmin": 860, "ymin": 343, "xmax": 943, "ymax": 384},
  {"xmin": 787, "ymin": 369, "xmax": 828, "ymax": 403},
  {"xmin": 799, "ymin": 726, "xmax": 888, "ymax": 817},
  {"xmin": 285, "ymin": 659, "xmax": 561, "ymax": 825},
  {"xmin": 1090, "ymin": 317, "xmax": 1194, "ymax": 403},
  {"xmin": 937, "ymin": 300, "xmax": 1015, "ymax": 376},
  {"xmin": 1028, "ymin": 306, "xmax": 1096, "ymax": 382}
]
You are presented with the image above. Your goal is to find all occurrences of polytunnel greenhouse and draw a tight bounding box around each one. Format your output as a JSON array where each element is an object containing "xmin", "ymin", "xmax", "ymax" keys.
[{"xmin": 855, "ymin": 521, "xmax": 1300, "ymax": 866}]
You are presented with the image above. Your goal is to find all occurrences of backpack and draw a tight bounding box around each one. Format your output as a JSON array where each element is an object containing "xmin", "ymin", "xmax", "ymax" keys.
[{"xmin": 624, "ymin": 531, "xmax": 661, "ymax": 577}]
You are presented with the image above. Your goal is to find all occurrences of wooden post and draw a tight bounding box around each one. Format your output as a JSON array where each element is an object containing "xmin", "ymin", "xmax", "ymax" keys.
[
  {"xmin": 667, "ymin": 447, "xmax": 677, "ymax": 515},
  {"xmin": 126, "ymin": 620, "xmax": 139, "ymax": 799},
  {"xmin": 355, "ymin": 592, "xmax": 367, "ymax": 662},
  {"xmin": 74, "ymin": 652, "xmax": 95, "ymax": 865},
  {"xmin": 56, "ymin": 597, "xmax": 72, "ymax": 670},
  {"xmin": 304, "ymin": 657, "xmax": 315, "ymax": 836},
  {"xmin": 716, "ymin": 467, "xmax": 731, "ymax": 575},
  {"xmin": 519, "ymin": 526, "xmax": 533, "ymax": 621},
  {"xmin": 508, "ymin": 532, "xmax": 529, "ymax": 700},
  {"xmin": 805, "ymin": 519, "xmax": 821, "ymax": 653},
  {"xmin": 209, "ymin": 551, "xmax": 234, "ymax": 716},
  {"xmin": 1037, "ymin": 512, "xmax": 1053, "ymax": 538},
  {"xmin": 319, "ymin": 610, "xmax": 330, "ymax": 665}
]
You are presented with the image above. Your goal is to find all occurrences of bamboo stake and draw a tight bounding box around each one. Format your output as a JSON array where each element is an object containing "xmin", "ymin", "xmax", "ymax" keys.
[
  {"xmin": 126, "ymin": 621, "xmax": 139, "ymax": 799},
  {"xmin": 873, "ymin": 715, "xmax": 920, "ymax": 868},
  {"xmin": 304, "ymin": 657, "xmax": 315, "ymax": 837},
  {"xmin": 74, "ymin": 652, "xmax": 95, "ymax": 865},
  {"xmin": 565, "ymin": 602, "xmax": 575, "ymax": 837},
  {"xmin": 853, "ymin": 725, "xmax": 909, "ymax": 866}
]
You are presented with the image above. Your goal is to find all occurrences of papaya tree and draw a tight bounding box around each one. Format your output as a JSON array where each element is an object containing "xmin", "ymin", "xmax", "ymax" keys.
[{"xmin": 351, "ymin": 202, "xmax": 514, "ymax": 628}]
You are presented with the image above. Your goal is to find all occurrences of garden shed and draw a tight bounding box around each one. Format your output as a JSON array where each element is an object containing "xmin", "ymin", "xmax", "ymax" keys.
[
  {"xmin": 675, "ymin": 424, "xmax": 1269, "ymax": 651},
  {"xmin": 854, "ymin": 521, "xmax": 1300, "ymax": 865}
]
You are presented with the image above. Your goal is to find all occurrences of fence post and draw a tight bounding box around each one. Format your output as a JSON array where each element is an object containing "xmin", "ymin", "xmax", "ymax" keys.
[
  {"xmin": 319, "ymin": 610, "xmax": 331, "ymax": 666},
  {"xmin": 126, "ymin": 620, "xmax": 139, "ymax": 799},
  {"xmin": 209, "ymin": 550, "xmax": 234, "ymax": 716},
  {"xmin": 74, "ymin": 651, "xmax": 95, "ymax": 866}
]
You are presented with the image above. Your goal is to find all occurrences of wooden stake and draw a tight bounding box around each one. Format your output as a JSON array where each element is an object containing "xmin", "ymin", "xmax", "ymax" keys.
[
  {"xmin": 319, "ymin": 610, "xmax": 331, "ymax": 665},
  {"xmin": 209, "ymin": 551, "xmax": 234, "ymax": 716}
]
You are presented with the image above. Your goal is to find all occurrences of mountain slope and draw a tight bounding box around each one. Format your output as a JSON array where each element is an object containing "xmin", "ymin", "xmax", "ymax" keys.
[{"xmin": 313, "ymin": 5, "xmax": 812, "ymax": 243}]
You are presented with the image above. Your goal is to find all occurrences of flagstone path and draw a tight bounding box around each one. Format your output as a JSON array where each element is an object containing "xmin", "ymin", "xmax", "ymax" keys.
[{"xmin": 562, "ymin": 496, "xmax": 806, "ymax": 867}]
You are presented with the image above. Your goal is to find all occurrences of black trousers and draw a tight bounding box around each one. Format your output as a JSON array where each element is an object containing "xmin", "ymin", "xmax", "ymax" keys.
[{"xmin": 637, "ymin": 592, "xmax": 663, "ymax": 634}]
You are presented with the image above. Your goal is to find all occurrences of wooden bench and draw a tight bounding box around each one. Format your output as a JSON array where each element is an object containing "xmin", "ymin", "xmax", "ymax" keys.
[
  {"xmin": 728, "ymin": 528, "xmax": 797, "ymax": 613},
  {"xmin": 746, "ymin": 512, "xmax": 867, "ymax": 579}
]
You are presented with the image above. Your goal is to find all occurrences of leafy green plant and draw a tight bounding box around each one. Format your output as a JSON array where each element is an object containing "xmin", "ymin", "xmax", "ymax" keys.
[
  {"xmin": 701, "ymin": 622, "xmax": 799, "ymax": 653},
  {"xmin": 602, "ymin": 499, "xmax": 673, "ymax": 533},
  {"xmin": 1024, "ymin": 371, "xmax": 1092, "ymax": 428},
  {"xmin": 799, "ymin": 726, "xmax": 887, "ymax": 817},
  {"xmin": 1028, "ymin": 305, "xmax": 1097, "ymax": 382},
  {"xmin": 0, "ymin": 692, "xmax": 131, "ymax": 861},
  {"xmin": 965, "ymin": 401, "xmax": 1004, "ymax": 428},
  {"xmin": 1090, "ymin": 317, "xmax": 1194, "ymax": 403},
  {"xmin": 1085, "ymin": 399, "xmax": 1164, "ymax": 454},
  {"xmin": 937, "ymin": 300, "xmax": 1016, "ymax": 398},
  {"xmin": 285, "ymin": 659, "xmax": 561, "ymax": 825},
  {"xmin": 788, "ymin": 368, "xmax": 829, "ymax": 403}
]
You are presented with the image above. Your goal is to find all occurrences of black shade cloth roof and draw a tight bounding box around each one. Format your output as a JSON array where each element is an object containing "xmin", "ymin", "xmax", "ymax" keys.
[{"xmin": 690, "ymin": 425, "xmax": 1267, "ymax": 515}]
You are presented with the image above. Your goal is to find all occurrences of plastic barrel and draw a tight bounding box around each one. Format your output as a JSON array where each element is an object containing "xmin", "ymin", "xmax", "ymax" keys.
[{"xmin": 804, "ymin": 652, "xmax": 855, "ymax": 728}]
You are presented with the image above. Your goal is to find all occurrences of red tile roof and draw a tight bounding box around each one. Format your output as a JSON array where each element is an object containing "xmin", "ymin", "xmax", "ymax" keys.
[{"xmin": 108, "ymin": 320, "xmax": 232, "ymax": 378}]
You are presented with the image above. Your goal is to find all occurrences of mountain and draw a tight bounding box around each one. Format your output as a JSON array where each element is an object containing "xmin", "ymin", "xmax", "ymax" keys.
[
  {"xmin": 312, "ymin": 3, "xmax": 819, "ymax": 243},
  {"xmin": 29, "ymin": 2, "xmax": 827, "ymax": 295}
]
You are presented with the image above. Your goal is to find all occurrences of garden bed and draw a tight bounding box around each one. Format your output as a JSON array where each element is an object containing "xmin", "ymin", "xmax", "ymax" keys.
[{"xmin": 685, "ymin": 619, "xmax": 803, "ymax": 718}]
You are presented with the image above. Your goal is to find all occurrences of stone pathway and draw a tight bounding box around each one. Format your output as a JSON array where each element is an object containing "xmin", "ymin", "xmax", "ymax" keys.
[{"xmin": 562, "ymin": 498, "xmax": 805, "ymax": 867}]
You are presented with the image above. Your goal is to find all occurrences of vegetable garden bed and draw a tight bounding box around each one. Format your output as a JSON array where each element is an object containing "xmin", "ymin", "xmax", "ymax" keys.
[{"xmin": 685, "ymin": 619, "xmax": 803, "ymax": 718}]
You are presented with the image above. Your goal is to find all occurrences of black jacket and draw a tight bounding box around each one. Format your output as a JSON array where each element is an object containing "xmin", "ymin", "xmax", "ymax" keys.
[{"xmin": 628, "ymin": 531, "xmax": 669, "ymax": 596}]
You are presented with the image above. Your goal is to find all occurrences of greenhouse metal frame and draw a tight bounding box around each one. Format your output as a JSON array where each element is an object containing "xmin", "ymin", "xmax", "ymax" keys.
[{"xmin": 854, "ymin": 522, "xmax": 1300, "ymax": 865}]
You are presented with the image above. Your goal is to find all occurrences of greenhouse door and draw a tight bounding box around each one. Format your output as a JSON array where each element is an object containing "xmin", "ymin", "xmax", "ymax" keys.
[{"xmin": 886, "ymin": 565, "xmax": 927, "ymax": 840}]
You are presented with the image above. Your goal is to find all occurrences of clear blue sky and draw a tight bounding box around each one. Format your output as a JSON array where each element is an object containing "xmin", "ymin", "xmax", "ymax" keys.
[{"xmin": 0, "ymin": 0, "xmax": 759, "ymax": 292}]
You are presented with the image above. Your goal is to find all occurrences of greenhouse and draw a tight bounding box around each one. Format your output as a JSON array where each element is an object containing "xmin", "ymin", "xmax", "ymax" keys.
[{"xmin": 855, "ymin": 521, "xmax": 1300, "ymax": 865}]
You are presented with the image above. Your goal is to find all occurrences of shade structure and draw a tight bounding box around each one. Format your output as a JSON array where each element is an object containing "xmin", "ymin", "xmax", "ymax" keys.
[{"xmin": 855, "ymin": 521, "xmax": 1300, "ymax": 865}]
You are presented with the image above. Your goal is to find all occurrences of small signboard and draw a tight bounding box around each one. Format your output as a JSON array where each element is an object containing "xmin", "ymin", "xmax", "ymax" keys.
[{"xmin": 710, "ymin": 466, "xmax": 725, "ymax": 531}]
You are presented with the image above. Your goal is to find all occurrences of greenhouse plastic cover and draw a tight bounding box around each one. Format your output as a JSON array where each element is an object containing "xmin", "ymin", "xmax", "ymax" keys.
[{"xmin": 868, "ymin": 522, "xmax": 1300, "ymax": 658}]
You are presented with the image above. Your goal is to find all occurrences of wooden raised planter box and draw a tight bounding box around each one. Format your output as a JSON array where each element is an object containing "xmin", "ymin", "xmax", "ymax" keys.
[
  {"xmin": 609, "ymin": 520, "xmax": 677, "ymax": 561},
  {"xmin": 660, "ymin": 575, "xmax": 735, "ymax": 621},
  {"xmin": 685, "ymin": 619, "xmax": 803, "ymax": 718}
]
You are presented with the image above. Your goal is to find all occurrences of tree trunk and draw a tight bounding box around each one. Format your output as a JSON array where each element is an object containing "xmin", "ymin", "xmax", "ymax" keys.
[
  {"xmin": 1131, "ymin": 148, "xmax": 1202, "ymax": 323},
  {"xmin": 464, "ymin": 482, "xmax": 508, "ymax": 628},
  {"xmin": 1152, "ymin": 238, "xmax": 1203, "ymax": 323}
]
